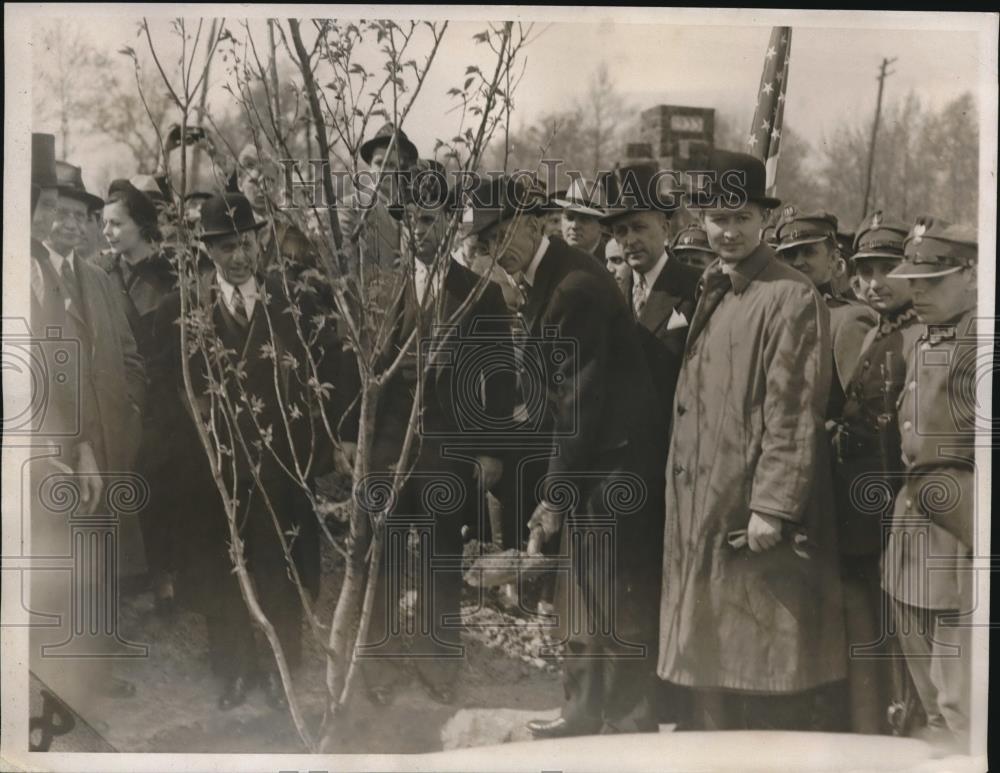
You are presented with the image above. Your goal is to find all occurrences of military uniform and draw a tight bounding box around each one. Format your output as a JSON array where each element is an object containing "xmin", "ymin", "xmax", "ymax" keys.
[
  {"xmin": 670, "ymin": 223, "xmax": 715, "ymax": 271},
  {"xmin": 776, "ymin": 208, "xmax": 877, "ymax": 415},
  {"xmin": 884, "ymin": 217, "xmax": 978, "ymax": 751},
  {"xmin": 831, "ymin": 213, "xmax": 922, "ymax": 734}
]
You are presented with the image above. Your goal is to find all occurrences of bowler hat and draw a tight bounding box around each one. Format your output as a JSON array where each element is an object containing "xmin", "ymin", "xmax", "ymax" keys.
[
  {"xmin": 775, "ymin": 206, "xmax": 838, "ymax": 252},
  {"xmin": 889, "ymin": 216, "xmax": 977, "ymax": 279},
  {"xmin": 198, "ymin": 192, "xmax": 267, "ymax": 239},
  {"xmin": 851, "ymin": 211, "xmax": 908, "ymax": 261},
  {"xmin": 359, "ymin": 122, "xmax": 419, "ymax": 166},
  {"xmin": 688, "ymin": 149, "xmax": 781, "ymax": 210},
  {"xmin": 55, "ymin": 161, "xmax": 105, "ymax": 212},
  {"xmin": 32, "ymin": 133, "xmax": 58, "ymax": 190},
  {"xmin": 600, "ymin": 162, "xmax": 680, "ymax": 223},
  {"xmin": 464, "ymin": 175, "xmax": 546, "ymax": 237}
]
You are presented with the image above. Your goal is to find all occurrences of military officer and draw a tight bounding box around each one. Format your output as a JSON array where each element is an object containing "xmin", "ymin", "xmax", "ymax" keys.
[
  {"xmin": 670, "ymin": 223, "xmax": 716, "ymax": 271},
  {"xmin": 830, "ymin": 211, "xmax": 923, "ymax": 734},
  {"xmin": 883, "ymin": 216, "xmax": 978, "ymax": 752},
  {"xmin": 775, "ymin": 207, "xmax": 877, "ymax": 414}
]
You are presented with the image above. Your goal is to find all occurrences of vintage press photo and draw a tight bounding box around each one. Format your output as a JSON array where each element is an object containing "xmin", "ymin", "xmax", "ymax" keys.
[{"xmin": 1, "ymin": 5, "xmax": 996, "ymax": 771}]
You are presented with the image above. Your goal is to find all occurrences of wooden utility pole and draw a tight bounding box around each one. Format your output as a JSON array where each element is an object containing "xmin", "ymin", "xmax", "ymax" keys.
[{"xmin": 861, "ymin": 57, "xmax": 897, "ymax": 219}]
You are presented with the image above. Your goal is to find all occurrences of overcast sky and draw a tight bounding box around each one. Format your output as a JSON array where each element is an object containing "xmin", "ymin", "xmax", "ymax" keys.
[{"xmin": 25, "ymin": 6, "xmax": 990, "ymax": 191}]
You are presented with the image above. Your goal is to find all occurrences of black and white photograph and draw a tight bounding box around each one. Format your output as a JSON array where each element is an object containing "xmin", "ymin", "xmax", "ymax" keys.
[{"xmin": 1, "ymin": 5, "xmax": 996, "ymax": 771}]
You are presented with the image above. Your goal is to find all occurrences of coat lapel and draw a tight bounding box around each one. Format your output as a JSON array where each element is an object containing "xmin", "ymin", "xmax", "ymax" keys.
[
  {"xmin": 521, "ymin": 241, "xmax": 560, "ymax": 333},
  {"xmin": 64, "ymin": 253, "xmax": 94, "ymax": 335},
  {"xmin": 638, "ymin": 257, "xmax": 685, "ymax": 333}
]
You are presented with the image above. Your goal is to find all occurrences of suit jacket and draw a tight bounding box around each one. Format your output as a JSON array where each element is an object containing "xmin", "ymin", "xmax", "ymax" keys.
[
  {"xmin": 148, "ymin": 270, "xmax": 344, "ymax": 606},
  {"xmin": 624, "ymin": 253, "xmax": 701, "ymax": 441},
  {"xmin": 520, "ymin": 237, "xmax": 664, "ymax": 646},
  {"xmin": 346, "ymin": 259, "xmax": 515, "ymax": 474},
  {"xmin": 520, "ymin": 237, "xmax": 661, "ymax": 494},
  {"xmin": 30, "ymin": 240, "xmax": 145, "ymax": 472}
]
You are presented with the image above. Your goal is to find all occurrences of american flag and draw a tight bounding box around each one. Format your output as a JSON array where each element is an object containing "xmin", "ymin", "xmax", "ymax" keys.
[{"xmin": 747, "ymin": 27, "xmax": 792, "ymax": 195}]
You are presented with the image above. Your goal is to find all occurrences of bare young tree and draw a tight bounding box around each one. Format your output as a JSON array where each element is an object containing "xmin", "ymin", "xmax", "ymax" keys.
[
  {"xmin": 32, "ymin": 19, "xmax": 97, "ymax": 159},
  {"xmin": 134, "ymin": 16, "xmax": 537, "ymax": 752}
]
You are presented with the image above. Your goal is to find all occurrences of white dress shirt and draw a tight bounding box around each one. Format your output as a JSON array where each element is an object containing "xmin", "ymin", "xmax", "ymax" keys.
[
  {"xmin": 218, "ymin": 274, "xmax": 259, "ymax": 320},
  {"xmin": 522, "ymin": 235, "xmax": 551, "ymax": 288},
  {"xmin": 632, "ymin": 249, "xmax": 671, "ymax": 295},
  {"xmin": 413, "ymin": 259, "xmax": 444, "ymax": 305}
]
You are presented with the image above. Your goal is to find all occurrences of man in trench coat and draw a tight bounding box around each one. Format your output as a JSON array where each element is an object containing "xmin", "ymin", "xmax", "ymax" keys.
[{"xmin": 658, "ymin": 150, "xmax": 847, "ymax": 730}]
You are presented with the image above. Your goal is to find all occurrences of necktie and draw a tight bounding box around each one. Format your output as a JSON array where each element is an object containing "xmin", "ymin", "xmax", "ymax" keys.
[
  {"xmin": 633, "ymin": 273, "xmax": 649, "ymax": 318},
  {"xmin": 231, "ymin": 285, "xmax": 249, "ymax": 327},
  {"xmin": 60, "ymin": 257, "xmax": 84, "ymax": 314},
  {"xmin": 686, "ymin": 267, "xmax": 732, "ymax": 345}
]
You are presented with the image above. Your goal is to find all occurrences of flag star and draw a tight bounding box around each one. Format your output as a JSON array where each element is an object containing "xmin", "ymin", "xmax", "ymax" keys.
[
  {"xmin": 777, "ymin": 92, "xmax": 786, "ymax": 103},
  {"xmin": 765, "ymin": 46, "xmax": 777, "ymax": 60},
  {"xmin": 761, "ymin": 119, "xmax": 771, "ymax": 131},
  {"xmin": 747, "ymin": 133, "xmax": 758, "ymax": 148},
  {"xmin": 771, "ymin": 128, "xmax": 781, "ymax": 141},
  {"xmin": 762, "ymin": 82, "xmax": 774, "ymax": 96},
  {"xmin": 781, "ymin": 34, "xmax": 788, "ymax": 44},
  {"xmin": 775, "ymin": 70, "xmax": 784, "ymax": 82}
]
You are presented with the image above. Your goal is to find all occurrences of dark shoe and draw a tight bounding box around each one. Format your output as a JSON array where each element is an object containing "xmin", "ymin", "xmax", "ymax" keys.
[
  {"xmin": 263, "ymin": 672, "xmax": 288, "ymax": 711},
  {"xmin": 218, "ymin": 675, "xmax": 252, "ymax": 711},
  {"xmin": 101, "ymin": 676, "xmax": 136, "ymax": 699},
  {"xmin": 526, "ymin": 716, "xmax": 592, "ymax": 739}
]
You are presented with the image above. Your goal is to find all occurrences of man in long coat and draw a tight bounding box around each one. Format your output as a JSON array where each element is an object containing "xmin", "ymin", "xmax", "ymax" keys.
[
  {"xmin": 470, "ymin": 175, "xmax": 665, "ymax": 738},
  {"xmin": 658, "ymin": 150, "xmax": 847, "ymax": 730},
  {"xmin": 29, "ymin": 135, "xmax": 145, "ymax": 705},
  {"xmin": 149, "ymin": 193, "xmax": 348, "ymax": 711},
  {"xmin": 343, "ymin": 164, "xmax": 513, "ymax": 705}
]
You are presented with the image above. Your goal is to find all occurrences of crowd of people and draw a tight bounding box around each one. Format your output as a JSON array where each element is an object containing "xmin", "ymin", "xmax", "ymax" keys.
[{"xmin": 26, "ymin": 117, "xmax": 978, "ymax": 753}]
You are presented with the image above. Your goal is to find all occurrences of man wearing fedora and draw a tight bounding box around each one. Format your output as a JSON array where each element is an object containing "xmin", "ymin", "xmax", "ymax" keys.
[
  {"xmin": 343, "ymin": 161, "xmax": 514, "ymax": 707},
  {"xmin": 602, "ymin": 162, "xmax": 701, "ymax": 429},
  {"xmin": 881, "ymin": 216, "xmax": 977, "ymax": 752},
  {"xmin": 659, "ymin": 149, "xmax": 846, "ymax": 731},
  {"xmin": 553, "ymin": 177, "xmax": 610, "ymax": 260},
  {"xmin": 339, "ymin": 121, "xmax": 418, "ymax": 277},
  {"xmin": 828, "ymin": 211, "xmax": 923, "ymax": 734},
  {"xmin": 149, "ymin": 192, "xmax": 350, "ymax": 711},
  {"xmin": 28, "ymin": 134, "xmax": 145, "ymax": 703},
  {"xmin": 469, "ymin": 174, "xmax": 665, "ymax": 738}
]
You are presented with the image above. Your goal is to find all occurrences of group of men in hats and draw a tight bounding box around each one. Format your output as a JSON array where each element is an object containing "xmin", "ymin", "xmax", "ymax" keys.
[{"xmin": 25, "ymin": 115, "xmax": 978, "ymax": 753}]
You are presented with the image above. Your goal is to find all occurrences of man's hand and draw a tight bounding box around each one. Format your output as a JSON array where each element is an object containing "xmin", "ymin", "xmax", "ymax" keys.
[
  {"xmin": 526, "ymin": 500, "xmax": 564, "ymax": 555},
  {"xmin": 474, "ymin": 455, "xmax": 503, "ymax": 491},
  {"xmin": 335, "ymin": 441, "xmax": 358, "ymax": 474},
  {"xmin": 75, "ymin": 441, "xmax": 103, "ymax": 515},
  {"xmin": 747, "ymin": 511, "xmax": 783, "ymax": 553}
]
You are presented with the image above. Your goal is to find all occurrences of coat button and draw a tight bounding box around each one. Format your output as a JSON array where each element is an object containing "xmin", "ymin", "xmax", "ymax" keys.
[
  {"xmin": 902, "ymin": 420, "xmax": 912, "ymax": 431},
  {"xmin": 676, "ymin": 404, "xmax": 686, "ymax": 415},
  {"xmin": 905, "ymin": 499, "xmax": 914, "ymax": 510},
  {"xmin": 673, "ymin": 465, "xmax": 684, "ymax": 476},
  {"xmin": 908, "ymin": 381, "xmax": 916, "ymax": 391}
]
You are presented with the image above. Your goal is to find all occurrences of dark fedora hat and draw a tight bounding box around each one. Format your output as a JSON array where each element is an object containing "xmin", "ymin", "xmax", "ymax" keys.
[
  {"xmin": 199, "ymin": 192, "xmax": 268, "ymax": 239},
  {"xmin": 688, "ymin": 149, "xmax": 781, "ymax": 210},
  {"xmin": 599, "ymin": 162, "xmax": 681, "ymax": 223},
  {"xmin": 32, "ymin": 133, "xmax": 59, "ymax": 189},
  {"xmin": 55, "ymin": 161, "xmax": 105, "ymax": 212},
  {"xmin": 463, "ymin": 174, "xmax": 547, "ymax": 237},
  {"xmin": 360, "ymin": 122, "xmax": 419, "ymax": 166}
]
